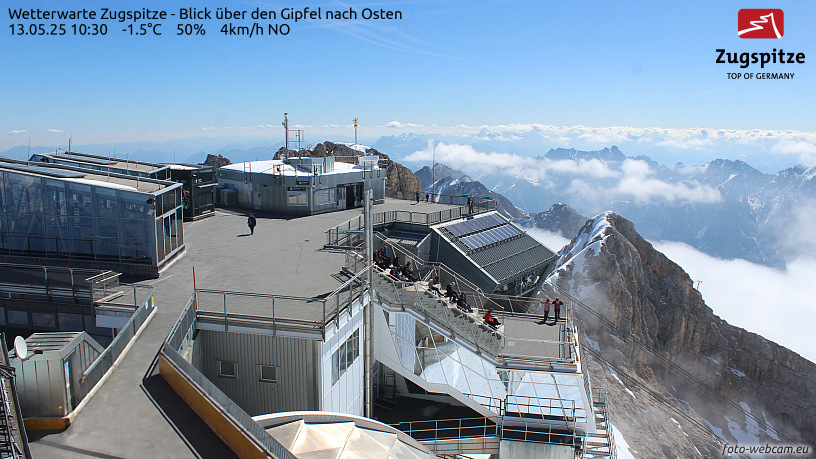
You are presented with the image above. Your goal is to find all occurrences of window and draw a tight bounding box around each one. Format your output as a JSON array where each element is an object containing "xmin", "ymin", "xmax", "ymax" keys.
[
  {"xmin": 219, "ymin": 360, "xmax": 237, "ymax": 378},
  {"xmin": 314, "ymin": 189, "xmax": 336, "ymax": 206},
  {"xmin": 287, "ymin": 191, "xmax": 307, "ymax": 206},
  {"xmin": 260, "ymin": 365, "xmax": 277, "ymax": 383},
  {"xmin": 331, "ymin": 329, "xmax": 360, "ymax": 386}
]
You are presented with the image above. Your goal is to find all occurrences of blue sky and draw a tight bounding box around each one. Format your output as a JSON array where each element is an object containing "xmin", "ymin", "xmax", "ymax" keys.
[{"xmin": 1, "ymin": 0, "xmax": 814, "ymax": 153}]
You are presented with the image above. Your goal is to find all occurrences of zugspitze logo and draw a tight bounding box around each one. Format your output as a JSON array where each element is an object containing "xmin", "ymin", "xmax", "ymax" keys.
[{"xmin": 738, "ymin": 9, "xmax": 784, "ymax": 38}]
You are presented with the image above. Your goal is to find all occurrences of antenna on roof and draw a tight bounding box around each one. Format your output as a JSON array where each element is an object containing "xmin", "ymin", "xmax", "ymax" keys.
[
  {"xmin": 68, "ymin": 135, "xmax": 72, "ymax": 153},
  {"xmin": 282, "ymin": 113, "xmax": 289, "ymax": 160},
  {"xmin": 353, "ymin": 117, "xmax": 359, "ymax": 145}
]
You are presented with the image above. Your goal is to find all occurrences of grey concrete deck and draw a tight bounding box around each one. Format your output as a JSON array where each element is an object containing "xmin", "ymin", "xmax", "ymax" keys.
[
  {"xmin": 501, "ymin": 317, "xmax": 571, "ymax": 363},
  {"xmin": 26, "ymin": 198, "xmax": 455, "ymax": 458}
]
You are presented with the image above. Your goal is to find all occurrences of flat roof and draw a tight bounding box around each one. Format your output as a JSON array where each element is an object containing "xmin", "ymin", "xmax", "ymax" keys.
[
  {"xmin": 0, "ymin": 158, "xmax": 175, "ymax": 194},
  {"xmin": 41, "ymin": 151, "xmax": 164, "ymax": 174}
]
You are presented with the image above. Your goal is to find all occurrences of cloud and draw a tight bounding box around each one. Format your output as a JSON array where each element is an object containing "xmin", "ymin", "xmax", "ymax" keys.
[
  {"xmin": 652, "ymin": 240, "xmax": 816, "ymax": 363},
  {"xmin": 7, "ymin": 130, "xmax": 27, "ymax": 135},
  {"xmin": 200, "ymin": 127, "xmax": 215, "ymax": 131},
  {"xmin": 407, "ymin": 143, "xmax": 722, "ymax": 205},
  {"xmin": 46, "ymin": 129, "xmax": 64, "ymax": 133},
  {"xmin": 612, "ymin": 159, "xmax": 723, "ymax": 204},
  {"xmin": 384, "ymin": 121, "xmax": 422, "ymax": 128},
  {"xmin": 526, "ymin": 228, "xmax": 571, "ymax": 253}
]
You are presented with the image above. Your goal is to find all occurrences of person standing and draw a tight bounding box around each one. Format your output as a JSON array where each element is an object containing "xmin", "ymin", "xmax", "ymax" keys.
[
  {"xmin": 467, "ymin": 195, "xmax": 473, "ymax": 214},
  {"xmin": 415, "ymin": 191, "xmax": 421, "ymax": 203},
  {"xmin": 553, "ymin": 298, "xmax": 562, "ymax": 322},
  {"xmin": 247, "ymin": 213, "xmax": 257, "ymax": 235},
  {"xmin": 541, "ymin": 298, "xmax": 551, "ymax": 323},
  {"xmin": 425, "ymin": 193, "xmax": 430, "ymax": 202}
]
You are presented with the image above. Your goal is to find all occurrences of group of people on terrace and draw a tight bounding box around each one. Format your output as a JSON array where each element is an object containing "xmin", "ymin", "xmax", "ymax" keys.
[
  {"xmin": 374, "ymin": 247, "xmax": 417, "ymax": 282},
  {"xmin": 375, "ymin": 246, "xmax": 502, "ymax": 331}
]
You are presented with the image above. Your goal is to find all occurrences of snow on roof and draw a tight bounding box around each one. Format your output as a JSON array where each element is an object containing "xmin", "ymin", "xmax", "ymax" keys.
[
  {"xmin": 338, "ymin": 142, "xmax": 371, "ymax": 153},
  {"xmin": 222, "ymin": 159, "xmax": 377, "ymax": 177}
]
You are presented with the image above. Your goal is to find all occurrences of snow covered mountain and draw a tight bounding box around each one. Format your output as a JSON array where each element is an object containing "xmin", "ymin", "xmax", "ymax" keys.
[
  {"xmin": 541, "ymin": 212, "xmax": 815, "ymax": 457},
  {"xmin": 461, "ymin": 148, "xmax": 815, "ymax": 267},
  {"xmin": 414, "ymin": 164, "xmax": 527, "ymax": 219}
]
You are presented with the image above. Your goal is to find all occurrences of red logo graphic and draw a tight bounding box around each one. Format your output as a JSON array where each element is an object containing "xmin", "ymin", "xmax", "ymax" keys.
[{"xmin": 738, "ymin": 9, "xmax": 784, "ymax": 39}]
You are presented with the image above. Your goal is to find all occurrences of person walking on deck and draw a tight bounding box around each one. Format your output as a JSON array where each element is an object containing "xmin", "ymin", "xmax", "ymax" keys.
[{"xmin": 247, "ymin": 213, "xmax": 257, "ymax": 235}]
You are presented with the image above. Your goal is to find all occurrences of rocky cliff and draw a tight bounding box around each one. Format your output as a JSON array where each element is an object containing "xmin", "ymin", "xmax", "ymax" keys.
[
  {"xmin": 519, "ymin": 203, "xmax": 588, "ymax": 239},
  {"xmin": 545, "ymin": 212, "xmax": 815, "ymax": 457}
]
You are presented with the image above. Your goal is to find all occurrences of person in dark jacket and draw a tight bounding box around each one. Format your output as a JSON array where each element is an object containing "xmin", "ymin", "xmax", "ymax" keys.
[
  {"xmin": 247, "ymin": 213, "xmax": 257, "ymax": 235},
  {"xmin": 553, "ymin": 298, "xmax": 562, "ymax": 322},
  {"xmin": 445, "ymin": 283, "xmax": 458, "ymax": 303},
  {"xmin": 457, "ymin": 292, "xmax": 471, "ymax": 313}
]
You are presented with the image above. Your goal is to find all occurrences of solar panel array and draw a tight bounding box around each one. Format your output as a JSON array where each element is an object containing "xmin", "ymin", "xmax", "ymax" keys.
[
  {"xmin": 446, "ymin": 213, "xmax": 504, "ymax": 237},
  {"xmin": 460, "ymin": 224, "xmax": 521, "ymax": 250}
]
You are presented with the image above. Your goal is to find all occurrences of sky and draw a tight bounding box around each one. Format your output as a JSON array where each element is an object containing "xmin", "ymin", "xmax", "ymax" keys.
[{"xmin": 1, "ymin": 0, "xmax": 815, "ymax": 160}]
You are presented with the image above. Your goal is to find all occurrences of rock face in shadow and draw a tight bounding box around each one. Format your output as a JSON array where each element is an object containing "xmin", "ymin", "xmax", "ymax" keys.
[
  {"xmin": 547, "ymin": 212, "xmax": 815, "ymax": 455},
  {"xmin": 527, "ymin": 203, "xmax": 588, "ymax": 239}
]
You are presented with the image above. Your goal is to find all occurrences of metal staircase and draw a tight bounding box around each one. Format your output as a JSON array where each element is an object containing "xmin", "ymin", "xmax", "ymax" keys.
[{"xmin": 582, "ymin": 390, "xmax": 615, "ymax": 458}]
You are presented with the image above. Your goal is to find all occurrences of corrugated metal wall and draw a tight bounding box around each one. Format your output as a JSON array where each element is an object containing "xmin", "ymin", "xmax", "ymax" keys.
[
  {"xmin": 430, "ymin": 232, "xmax": 497, "ymax": 293},
  {"xmin": 192, "ymin": 330, "xmax": 321, "ymax": 416}
]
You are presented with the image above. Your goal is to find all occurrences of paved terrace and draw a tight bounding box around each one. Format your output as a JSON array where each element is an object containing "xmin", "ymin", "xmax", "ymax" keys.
[{"xmin": 27, "ymin": 198, "xmax": 458, "ymax": 459}]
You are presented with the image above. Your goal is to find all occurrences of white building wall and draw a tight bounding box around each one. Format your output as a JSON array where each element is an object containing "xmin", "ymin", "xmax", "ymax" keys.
[{"xmin": 321, "ymin": 297, "xmax": 365, "ymax": 416}]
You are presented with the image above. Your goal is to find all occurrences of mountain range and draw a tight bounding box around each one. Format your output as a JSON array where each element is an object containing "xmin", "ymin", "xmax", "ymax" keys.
[{"xmin": 410, "ymin": 147, "xmax": 816, "ymax": 267}]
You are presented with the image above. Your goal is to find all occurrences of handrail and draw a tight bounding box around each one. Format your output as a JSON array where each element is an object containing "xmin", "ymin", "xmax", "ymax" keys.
[{"xmin": 325, "ymin": 198, "xmax": 497, "ymax": 248}]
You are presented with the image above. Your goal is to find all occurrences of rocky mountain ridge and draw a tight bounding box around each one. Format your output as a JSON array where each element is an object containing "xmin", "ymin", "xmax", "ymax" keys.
[{"xmin": 543, "ymin": 212, "xmax": 815, "ymax": 457}]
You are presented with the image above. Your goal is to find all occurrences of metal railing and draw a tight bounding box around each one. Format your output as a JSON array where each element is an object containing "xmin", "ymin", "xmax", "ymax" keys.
[
  {"xmin": 325, "ymin": 198, "xmax": 497, "ymax": 248},
  {"xmin": 78, "ymin": 285, "xmax": 155, "ymax": 398},
  {"xmin": 391, "ymin": 416, "xmax": 588, "ymax": 455},
  {"xmin": 193, "ymin": 264, "xmax": 369, "ymax": 338},
  {"xmin": 87, "ymin": 271, "xmax": 121, "ymax": 303},
  {"xmin": 352, "ymin": 248, "xmax": 578, "ymax": 367}
]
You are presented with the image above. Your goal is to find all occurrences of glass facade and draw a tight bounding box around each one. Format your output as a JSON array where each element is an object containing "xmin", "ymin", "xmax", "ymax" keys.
[{"xmin": 0, "ymin": 168, "xmax": 184, "ymax": 271}]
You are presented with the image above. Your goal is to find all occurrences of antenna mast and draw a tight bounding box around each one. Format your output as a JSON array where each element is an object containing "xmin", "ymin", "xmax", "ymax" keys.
[
  {"xmin": 353, "ymin": 117, "xmax": 359, "ymax": 145},
  {"xmin": 282, "ymin": 113, "xmax": 289, "ymax": 160}
]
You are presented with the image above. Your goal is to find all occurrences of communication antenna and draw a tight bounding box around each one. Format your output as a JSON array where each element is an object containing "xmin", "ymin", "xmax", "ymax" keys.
[
  {"xmin": 13, "ymin": 336, "xmax": 27, "ymax": 360},
  {"xmin": 353, "ymin": 117, "xmax": 359, "ymax": 145},
  {"xmin": 431, "ymin": 141, "xmax": 436, "ymax": 202},
  {"xmin": 68, "ymin": 135, "xmax": 72, "ymax": 153},
  {"xmin": 282, "ymin": 113, "xmax": 289, "ymax": 160},
  {"xmin": 282, "ymin": 112, "xmax": 304, "ymax": 160}
]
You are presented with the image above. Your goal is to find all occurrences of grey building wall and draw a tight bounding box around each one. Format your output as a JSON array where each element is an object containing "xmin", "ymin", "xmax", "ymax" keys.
[
  {"xmin": 192, "ymin": 330, "xmax": 321, "ymax": 416},
  {"xmin": 218, "ymin": 165, "xmax": 385, "ymax": 215}
]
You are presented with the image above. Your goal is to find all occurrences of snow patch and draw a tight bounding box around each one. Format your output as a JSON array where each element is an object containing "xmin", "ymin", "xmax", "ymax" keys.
[
  {"xmin": 611, "ymin": 424, "xmax": 637, "ymax": 459},
  {"xmin": 729, "ymin": 367, "xmax": 746, "ymax": 378}
]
